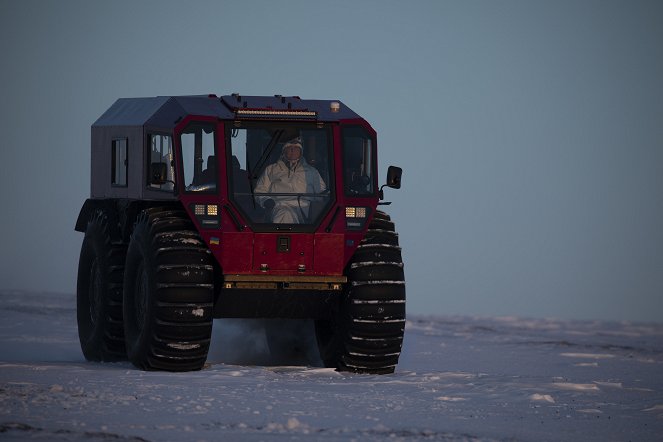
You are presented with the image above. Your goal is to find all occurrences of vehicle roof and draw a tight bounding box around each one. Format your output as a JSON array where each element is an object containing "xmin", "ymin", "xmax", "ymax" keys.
[{"xmin": 92, "ymin": 94, "xmax": 361, "ymax": 128}]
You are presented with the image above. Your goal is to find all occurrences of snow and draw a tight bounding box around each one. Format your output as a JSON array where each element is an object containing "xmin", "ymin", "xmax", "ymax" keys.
[
  {"xmin": 1, "ymin": 290, "xmax": 662, "ymax": 441},
  {"xmin": 190, "ymin": 308, "xmax": 205, "ymax": 318},
  {"xmin": 349, "ymin": 262, "xmax": 404, "ymax": 269}
]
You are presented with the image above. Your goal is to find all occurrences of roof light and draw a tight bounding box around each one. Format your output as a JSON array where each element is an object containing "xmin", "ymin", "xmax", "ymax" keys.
[{"xmin": 235, "ymin": 109, "xmax": 317, "ymax": 119}]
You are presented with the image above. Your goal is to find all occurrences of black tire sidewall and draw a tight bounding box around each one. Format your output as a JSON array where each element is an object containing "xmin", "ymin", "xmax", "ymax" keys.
[
  {"xmin": 264, "ymin": 319, "xmax": 318, "ymax": 365},
  {"xmin": 314, "ymin": 308, "xmax": 351, "ymax": 368},
  {"xmin": 77, "ymin": 223, "xmax": 105, "ymax": 359},
  {"xmin": 123, "ymin": 218, "xmax": 158, "ymax": 368},
  {"xmin": 76, "ymin": 216, "xmax": 123, "ymax": 360}
]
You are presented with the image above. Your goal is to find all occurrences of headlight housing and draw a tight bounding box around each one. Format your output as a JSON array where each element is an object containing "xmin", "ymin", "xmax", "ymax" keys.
[
  {"xmin": 191, "ymin": 204, "xmax": 220, "ymax": 228},
  {"xmin": 345, "ymin": 206, "xmax": 370, "ymax": 230}
]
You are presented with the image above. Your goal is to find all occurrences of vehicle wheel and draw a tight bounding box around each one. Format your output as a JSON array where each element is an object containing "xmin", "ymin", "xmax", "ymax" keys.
[
  {"xmin": 76, "ymin": 210, "xmax": 127, "ymax": 361},
  {"xmin": 316, "ymin": 210, "xmax": 406, "ymax": 374},
  {"xmin": 264, "ymin": 319, "xmax": 319, "ymax": 366},
  {"xmin": 123, "ymin": 207, "xmax": 214, "ymax": 371}
]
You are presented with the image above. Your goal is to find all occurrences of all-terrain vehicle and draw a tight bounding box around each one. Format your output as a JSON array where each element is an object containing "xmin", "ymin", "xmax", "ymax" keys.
[{"xmin": 75, "ymin": 94, "xmax": 404, "ymax": 373}]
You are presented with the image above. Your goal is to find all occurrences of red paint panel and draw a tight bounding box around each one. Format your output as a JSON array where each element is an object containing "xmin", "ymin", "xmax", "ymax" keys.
[
  {"xmin": 343, "ymin": 233, "xmax": 364, "ymax": 267},
  {"xmin": 221, "ymin": 232, "xmax": 253, "ymax": 273},
  {"xmin": 313, "ymin": 234, "xmax": 344, "ymax": 275},
  {"xmin": 253, "ymin": 234, "xmax": 313, "ymax": 273}
]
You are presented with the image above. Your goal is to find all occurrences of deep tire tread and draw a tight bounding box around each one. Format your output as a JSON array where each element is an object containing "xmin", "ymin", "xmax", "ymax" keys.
[
  {"xmin": 317, "ymin": 211, "xmax": 406, "ymax": 374},
  {"xmin": 77, "ymin": 211, "xmax": 127, "ymax": 361},
  {"xmin": 124, "ymin": 207, "xmax": 214, "ymax": 372}
]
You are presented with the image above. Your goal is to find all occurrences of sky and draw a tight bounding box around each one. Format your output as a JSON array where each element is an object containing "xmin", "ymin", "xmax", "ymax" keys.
[{"xmin": 0, "ymin": 0, "xmax": 661, "ymax": 322}]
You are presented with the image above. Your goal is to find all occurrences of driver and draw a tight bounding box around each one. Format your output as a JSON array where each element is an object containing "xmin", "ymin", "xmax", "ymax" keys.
[{"xmin": 254, "ymin": 137, "xmax": 326, "ymax": 223}]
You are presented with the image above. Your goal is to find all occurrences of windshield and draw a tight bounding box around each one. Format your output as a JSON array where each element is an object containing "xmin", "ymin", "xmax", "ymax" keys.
[{"xmin": 228, "ymin": 123, "xmax": 333, "ymax": 230}]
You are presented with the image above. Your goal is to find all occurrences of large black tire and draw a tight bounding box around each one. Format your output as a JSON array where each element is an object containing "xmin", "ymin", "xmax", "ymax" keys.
[
  {"xmin": 77, "ymin": 211, "xmax": 127, "ymax": 361},
  {"xmin": 316, "ymin": 210, "xmax": 406, "ymax": 374},
  {"xmin": 263, "ymin": 319, "xmax": 320, "ymax": 366},
  {"xmin": 122, "ymin": 207, "xmax": 214, "ymax": 371}
]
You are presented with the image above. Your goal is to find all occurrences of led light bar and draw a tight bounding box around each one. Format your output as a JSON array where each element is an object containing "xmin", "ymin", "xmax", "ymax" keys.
[{"xmin": 235, "ymin": 109, "xmax": 317, "ymax": 119}]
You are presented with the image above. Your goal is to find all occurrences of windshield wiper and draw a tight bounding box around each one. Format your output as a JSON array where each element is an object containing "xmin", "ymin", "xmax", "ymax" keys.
[
  {"xmin": 249, "ymin": 130, "xmax": 284, "ymax": 181},
  {"xmin": 247, "ymin": 129, "xmax": 284, "ymax": 208}
]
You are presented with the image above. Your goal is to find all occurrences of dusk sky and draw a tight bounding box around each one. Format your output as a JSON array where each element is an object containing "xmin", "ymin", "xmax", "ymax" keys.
[{"xmin": 1, "ymin": 0, "xmax": 661, "ymax": 322}]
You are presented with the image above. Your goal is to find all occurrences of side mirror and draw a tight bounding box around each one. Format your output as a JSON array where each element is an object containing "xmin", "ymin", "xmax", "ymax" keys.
[
  {"xmin": 150, "ymin": 162, "xmax": 168, "ymax": 185},
  {"xmin": 385, "ymin": 166, "xmax": 402, "ymax": 189},
  {"xmin": 379, "ymin": 166, "xmax": 403, "ymax": 201}
]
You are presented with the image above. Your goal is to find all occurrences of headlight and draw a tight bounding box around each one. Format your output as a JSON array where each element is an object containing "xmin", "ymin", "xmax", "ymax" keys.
[
  {"xmin": 190, "ymin": 204, "xmax": 220, "ymax": 228},
  {"xmin": 345, "ymin": 206, "xmax": 370, "ymax": 230}
]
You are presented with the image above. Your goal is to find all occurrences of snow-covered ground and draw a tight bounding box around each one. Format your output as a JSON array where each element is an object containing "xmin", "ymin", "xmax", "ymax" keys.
[{"xmin": 1, "ymin": 290, "xmax": 662, "ymax": 441}]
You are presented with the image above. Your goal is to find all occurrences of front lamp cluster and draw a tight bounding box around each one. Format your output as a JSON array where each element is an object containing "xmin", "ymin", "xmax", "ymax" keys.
[
  {"xmin": 345, "ymin": 206, "xmax": 370, "ymax": 230},
  {"xmin": 191, "ymin": 204, "xmax": 220, "ymax": 228}
]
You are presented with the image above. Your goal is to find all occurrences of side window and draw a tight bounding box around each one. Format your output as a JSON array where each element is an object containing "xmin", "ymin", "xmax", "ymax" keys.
[
  {"xmin": 342, "ymin": 126, "xmax": 375, "ymax": 196},
  {"xmin": 111, "ymin": 138, "xmax": 127, "ymax": 187},
  {"xmin": 181, "ymin": 123, "xmax": 217, "ymax": 192},
  {"xmin": 148, "ymin": 134, "xmax": 174, "ymax": 191}
]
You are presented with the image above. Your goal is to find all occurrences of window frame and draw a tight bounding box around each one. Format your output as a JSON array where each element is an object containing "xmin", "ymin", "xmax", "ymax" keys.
[
  {"xmin": 341, "ymin": 125, "xmax": 378, "ymax": 197},
  {"xmin": 146, "ymin": 132, "xmax": 175, "ymax": 192},
  {"xmin": 111, "ymin": 137, "xmax": 128, "ymax": 187},
  {"xmin": 179, "ymin": 121, "xmax": 218, "ymax": 194},
  {"xmin": 225, "ymin": 122, "xmax": 335, "ymax": 233}
]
